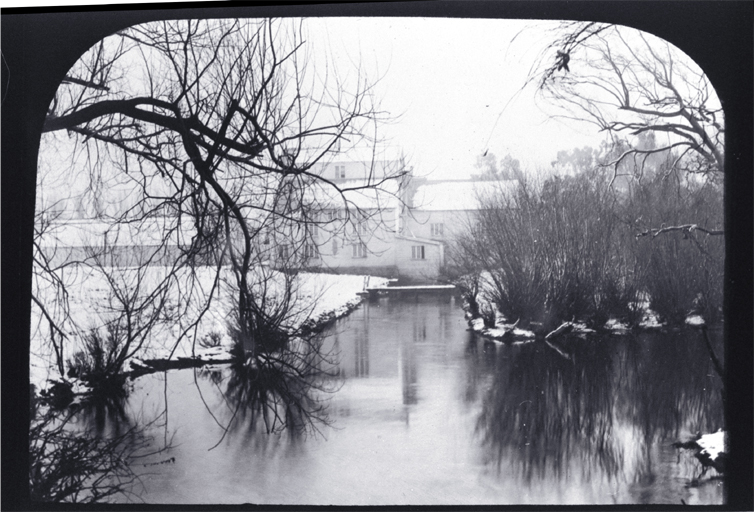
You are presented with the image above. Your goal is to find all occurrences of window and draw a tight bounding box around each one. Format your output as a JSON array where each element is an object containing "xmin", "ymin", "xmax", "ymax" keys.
[
  {"xmin": 430, "ymin": 223, "xmax": 444, "ymax": 237},
  {"xmin": 335, "ymin": 165, "xmax": 346, "ymax": 179},
  {"xmin": 332, "ymin": 238, "xmax": 339, "ymax": 256},
  {"xmin": 305, "ymin": 244, "xmax": 319, "ymax": 259},
  {"xmin": 411, "ymin": 245, "xmax": 425, "ymax": 260},
  {"xmin": 352, "ymin": 243, "xmax": 367, "ymax": 259},
  {"xmin": 355, "ymin": 220, "xmax": 368, "ymax": 236},
  {"xmin": 278, "ymin": 245, "xmax": 289, "ymax": 259}
]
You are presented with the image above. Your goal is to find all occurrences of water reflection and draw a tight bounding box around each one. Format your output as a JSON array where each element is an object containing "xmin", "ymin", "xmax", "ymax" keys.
[
  {"xmin": 354, "ymin": 326, "xmax": 369, "ymax": 377},
  {"xmin": 196, "ymin": 334, "xmax": 340, "ymax": 441},
  {"xmin": 401, "ymin": 333, "xmax": 418, "ymax": 405},
  {"xmin": 471, "ymin": 330, "xmax": 724, "ymax": 495},
  {"xmin": 69, "ymin": 384, "xmax": 132, "ymax": 438},
  {"xmin": 473, "ymin": 336, "xmax": 621, "ymax": 483},
  {"xmin": 87, "ymin": 294, "xmax": 723, "ymax": 505}
]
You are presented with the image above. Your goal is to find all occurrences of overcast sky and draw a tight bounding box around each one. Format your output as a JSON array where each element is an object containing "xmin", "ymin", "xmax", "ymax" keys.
[
  {"xmin": 40, "ymin": 15, "xmax": 711, "ymax": 188},
  {"xmin": 305, "ymin": 17, "xmax": 607, "ymax": 180}
]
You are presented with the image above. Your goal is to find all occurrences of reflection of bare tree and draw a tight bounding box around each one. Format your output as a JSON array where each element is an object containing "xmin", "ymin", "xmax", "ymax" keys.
[
  {"xmin": 196, "ymin": 332, "xmax": 341, "ymax": 445},
  {"xmin": 68, "ymin": 384, "xmax": 131, "ymax": 439},
  {"xmin": 615, "ymin": 331, "xmax": 724, "ymax": 485},
  {"xmin": 29, "ymin": 395, "xmax": 166, "ymax": 503},
  {"xmin": 476, "ymin": 337, "xmax": 620, "ymax": 482},
  {"xmin": 473, "ymin": 330, "xmax": 724, "ymax": 486}
]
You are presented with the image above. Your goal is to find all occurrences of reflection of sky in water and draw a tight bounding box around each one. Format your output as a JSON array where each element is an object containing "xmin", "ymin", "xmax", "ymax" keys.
[{"xmin": 108, "ymin": 295, "xmax": 723, "ymax": 505}]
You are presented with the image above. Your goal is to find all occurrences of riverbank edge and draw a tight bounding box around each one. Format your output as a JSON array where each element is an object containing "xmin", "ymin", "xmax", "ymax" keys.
[
  {"xmin": 129, "ymin": 292, "xmax": 369, "ymax": 377},
  {"xmin": 460, "ymin": 295, "xmax": 728, "ymax": 478},
  {"xmin": 460, "ymin": 292, "xmax": 718, "ymax": 344},
  {"xmin": 36, "ymin": 287, "xmax": 373, "ymax": 405}
]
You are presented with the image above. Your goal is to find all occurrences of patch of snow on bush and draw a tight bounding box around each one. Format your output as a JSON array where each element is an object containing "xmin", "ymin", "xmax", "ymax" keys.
[
  {"xmin": 639, "ymin": 309, "xmax": 664, "ymax": 329},
  {"xmin": 685, "ymin": 314, "xmax": 706, "ymax": 327},
  {"xmin": 605, "ymin": 318, "xmax": 630, "ymax": 332},
  {"xmin": 697, "ymin": 430, "xmax": 726, "ymax": 461},
  {"xmin": 512, "ymin": 328, "xmax": 535, "ymax": 339},
  {"xmin": 470, "ymin": 318, "xmax": 485, "ymax": 331}
]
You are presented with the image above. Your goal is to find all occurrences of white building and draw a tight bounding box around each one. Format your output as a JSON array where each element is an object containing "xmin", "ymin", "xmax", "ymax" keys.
[{"xmin": 36, "ymin": 152, "xmax": 516, "ymax": 283}]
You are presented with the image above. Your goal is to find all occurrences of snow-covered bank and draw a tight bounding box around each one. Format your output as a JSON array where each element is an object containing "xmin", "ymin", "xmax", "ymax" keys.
[
  {"xmin": 141, "ymin": 272, "xmax": 386, "ymax": 373},
  {"xmin": 673, "ymin": 430, "xmax": 727, "ymax": 477},
  {"xmin": 457, "ymin": 274, "xmax": 703, "ymax": 342},
  {"xmin": 466, "ymin": 315, "xmax": 536, "ymax": 343},
  {"xmin": 30, "ymin": 269, "xmax": 388, "ymax": 391}
]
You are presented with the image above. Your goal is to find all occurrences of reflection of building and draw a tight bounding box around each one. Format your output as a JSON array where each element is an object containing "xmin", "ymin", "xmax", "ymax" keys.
[
  {"xmin": 354, "ymin": 328, "xmax": 370, "ymax": 378},
  {"xmin": 401, "ymin": 320, "xmax": 421, "ymax": 405}
]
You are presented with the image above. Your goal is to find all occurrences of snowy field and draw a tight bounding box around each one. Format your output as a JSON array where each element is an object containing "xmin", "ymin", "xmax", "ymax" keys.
[{"xmin": 30, "ymin": 266, "xmax": 388, "ymax": 390}]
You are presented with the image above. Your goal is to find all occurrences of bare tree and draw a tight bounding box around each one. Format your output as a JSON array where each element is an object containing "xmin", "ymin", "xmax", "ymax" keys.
[
  {"xmin": 520, "ymin": 23, "xmax": 724, "ymax": 324},
  {"xmin": 35, "ymin": 18, "xmax": 406, "ymax": 380},
  {"xmin": 519, "ymin": 22, "xmax": 725, "ymax": 330},
  {"xmin": 528, "ymin": 22, "xmax": 724, "ymax": 192}
]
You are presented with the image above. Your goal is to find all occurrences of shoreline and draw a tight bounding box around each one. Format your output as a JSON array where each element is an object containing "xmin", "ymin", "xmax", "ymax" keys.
[{"xmin": 33, "ymin": 272, "xmax": 388, "ymax": 400}]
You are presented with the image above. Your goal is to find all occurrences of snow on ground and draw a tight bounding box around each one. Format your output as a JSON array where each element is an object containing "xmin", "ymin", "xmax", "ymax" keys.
[
  {"xmin": 697, "ymin": 430, "xmax": 726, "ymax": 461},
  {"xmin": 685, "ymin": 314, "xmax": 706, "ymax": 327},
  {"xmin": 30, "ymin": 267, "xmax": 387, "ymax": 390},
  {"xmin": 458, "ymin": 273, "xmax": 675, "ymax": 336},
  {"xmin": 604, "ymin": 318, "xmax": 630, "ymax": 332}
]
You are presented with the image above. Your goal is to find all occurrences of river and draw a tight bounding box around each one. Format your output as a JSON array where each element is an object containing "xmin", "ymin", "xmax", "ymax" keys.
[{"xmin": 77, "ymin": 293, "xmax": 724, "ymax": 505}]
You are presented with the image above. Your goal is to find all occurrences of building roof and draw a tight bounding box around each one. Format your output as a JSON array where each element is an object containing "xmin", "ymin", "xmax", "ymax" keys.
[
  {"xmin": 326, "ymin": 145, "xmax": 405, "ymax": 165},
  {"xmin": 411, "ymin": 179, "xmax": 517, "ymax": 211},
  {"xmin": 37, "ymin": 217, "xmax": 197, "ymax": 248},
  {"xmin": 304, "ymin": 178, "xmax": 402, "ymax": 211}
]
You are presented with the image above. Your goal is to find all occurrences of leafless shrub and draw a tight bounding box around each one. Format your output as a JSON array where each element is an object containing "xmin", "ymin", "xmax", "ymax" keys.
[
  {"xmin": 627, "ymin": 172, "xmax": 724, "ymax": 324},
  {"xmin": 29, "ymin": 404, "xmax": 148, "ymax": 503},
  {"xmin": 452, "ymin": 171, "xmax": 633, "ymax": 331}
]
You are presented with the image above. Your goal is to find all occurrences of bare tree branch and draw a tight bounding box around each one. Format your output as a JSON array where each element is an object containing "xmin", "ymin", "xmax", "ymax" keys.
[{"xmin": 636, "ymin": 223, "xmax": 724, "ymax": 239}]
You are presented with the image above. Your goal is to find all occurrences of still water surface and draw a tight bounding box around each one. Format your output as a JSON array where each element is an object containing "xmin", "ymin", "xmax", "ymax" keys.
[{"xmin": 92, "ymin": 294, "xmax": 723, "ymax": 505}]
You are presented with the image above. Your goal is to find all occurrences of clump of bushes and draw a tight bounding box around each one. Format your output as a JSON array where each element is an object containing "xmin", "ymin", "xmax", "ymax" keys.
[
  {"xmin": 627, "ymin": 174, "xmax": 724, "ymax": 324},
  {"xmin": 198, "ymin": 331, "xmax": 223, "ymax": 349},
  {"xmin": 65, "ymin": 322, "xmax": 131, "ymax": 400},
  {"xmin": 449, "ymin": 166, "xmax": 723, "ymax": 330},
  {"xmin": 452, "ymin": 171, "xmax": 633, "ymax": 331},
  {"xmin": 228, "ymin": 309, "xmax": 289, "ymax": 359},
  {"xmin": 68, "ymin": 324, "xmax": 124, "ymax": 379}
]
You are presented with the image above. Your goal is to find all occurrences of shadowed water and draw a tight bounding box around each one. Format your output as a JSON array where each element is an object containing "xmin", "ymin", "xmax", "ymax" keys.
[{"xmin": 93, "ymin": 294, "xmax": 723, "ymax": 505}]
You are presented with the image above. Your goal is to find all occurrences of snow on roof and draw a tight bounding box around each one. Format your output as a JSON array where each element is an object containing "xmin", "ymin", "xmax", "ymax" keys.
[
  {"xmin": 411, "ymin": 180, "xmax": 517, "ymax": 211},
  {"xmin": 38, "ymin": 217, "xmax": 197, "ymax": 248},
  {"xmin": 327, "ymin": 145, "xmax": 404, "ymax": 164},
  {"xmin": 304, "ymin": 179, "xmax": 401, "ymax": 210}
]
